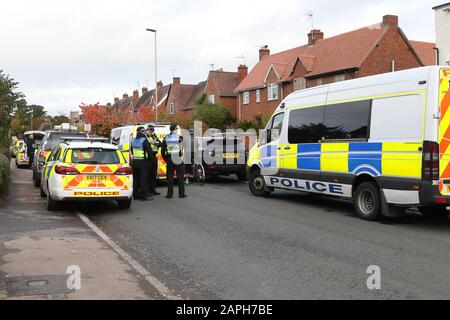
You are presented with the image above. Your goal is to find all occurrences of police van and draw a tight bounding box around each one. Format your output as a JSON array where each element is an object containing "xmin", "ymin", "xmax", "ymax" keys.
[
  {"xmin": 247, "ymin": 66, "xmax": 450, "ymax": 221},
  {"xmin": 110, "ymin": 123, "xmax": 177, "ymax": 180}
]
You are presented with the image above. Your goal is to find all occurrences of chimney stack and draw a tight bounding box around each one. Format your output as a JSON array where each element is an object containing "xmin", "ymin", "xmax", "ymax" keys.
[
  {"xmin": 259, "ymin": 45, "xmax": 270, "ymax": 61},
  {"xmin": 238, "ymin": 65, "xmax": 248, "ymax": 83},
  {"xmin": 142, "ymin": 87, "xmax": 148, "ymax": 95},
  {"xmin": 382, "ymin": 15, "xmax": 398, "ymax": 27},
  {"xmin": 133, "ymin": 90, "xmax": 139, "ymax": 100},
  {"xmin": 114, "ymin": 97, "xmax": 120, "ymax": 104},
  {"xmin": 106, "ymin": 102, "xmax": 112, "ymax": 108},
  {"xmin": 173, "ymin": 77, "xmax": 180, "ymax": 85},
  {"xmin": 157, "ymin": 81, "xmax": 163, "ymax": 89},
  {"xmin": 123, "ymin": 93, "xmax": 129, "ymax": 100},
  {"xmin": 308, "ymin": 29, "xmax": 324, "ymax": 45}
]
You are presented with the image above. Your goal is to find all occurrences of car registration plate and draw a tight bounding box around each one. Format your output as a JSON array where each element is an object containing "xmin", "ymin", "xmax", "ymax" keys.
[{"xmin": 85, "ymin": 175, "xmax": 107, "ymax": 181}]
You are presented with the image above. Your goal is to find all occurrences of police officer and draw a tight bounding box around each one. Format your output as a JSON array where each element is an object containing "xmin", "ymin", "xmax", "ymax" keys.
[
  {"xmin": 146, "ymin": 124, "xmax": 162, "ymax": 196},
  {"xmin": 131, "ymin": 127, "xmax": 153, "ymax": 201},
  {"xmin": 26, "ymin": 134, "xmax": 35, "ymax": 168},
  {"xmin": 162, "ymin": 124, "xmax": 187, "ymax": 199}
]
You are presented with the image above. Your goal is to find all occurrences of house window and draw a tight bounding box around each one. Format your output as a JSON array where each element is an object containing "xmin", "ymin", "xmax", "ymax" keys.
[
  {"xmin": 316, "ymin": 78, "xmax": 322, "ymax": 86},
  {"xmin": 169, "ymin": 103, "xmax": 175, "ymax": 115},
  {"xmin": 267, "ymin": 83, "xmax": 278, "ymax": 101},
  {"xmin": 243, "ymin": 92, "xmax": 250, "ymax": 105},
  {"xmin": 208, "ymin": 94, "xmax": 215, "ymax": 104},
  {"xmin": 293, "ymin": 78, "xmax": 306, "ymax": 91},
  {"xmin": 334, "ymin": 74, "xmax": 346, "ymax": 82},
  {"xmin": 256, "ymin": 90, "xmax": 261, "ymax": 103}
]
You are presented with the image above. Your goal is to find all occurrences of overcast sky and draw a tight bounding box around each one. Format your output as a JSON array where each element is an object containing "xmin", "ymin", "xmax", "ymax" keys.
[{"xmin": 0, "ymin": 0, "xmax": 441, "ymax": 115}]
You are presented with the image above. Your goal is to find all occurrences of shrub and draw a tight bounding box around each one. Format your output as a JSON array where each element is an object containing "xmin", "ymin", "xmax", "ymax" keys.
[{"xmin": 0, "ymin": 153, "xmax": 10, "ymax": 197}]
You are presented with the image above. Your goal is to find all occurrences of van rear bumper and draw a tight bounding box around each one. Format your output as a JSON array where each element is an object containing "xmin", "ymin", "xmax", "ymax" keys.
[{"xmin": 419, "ymin": 181, "xmax": 450, "ymax": 206}]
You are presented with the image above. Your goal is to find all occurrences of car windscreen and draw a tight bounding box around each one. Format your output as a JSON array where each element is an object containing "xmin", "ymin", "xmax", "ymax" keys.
[
  {"xmin": 43, "ymin": 132, "xmax": 88, "ymax": 151},
  {"xmin": 70, "ymin": 148, "xmax": 120, "ymax": 164},
  {"xmin": 205, "ymin": 138, "xmax": 245, "ymax": 151}
]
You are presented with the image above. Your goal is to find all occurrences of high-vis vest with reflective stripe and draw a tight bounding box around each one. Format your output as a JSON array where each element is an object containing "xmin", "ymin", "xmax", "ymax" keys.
[
  {"xmin": 148, "ymin": 135, "xmax": 159, "ymax": 153},
  {"xmin": 166, "ymin": 134, "xmax": 181, "ymax": 154},
  {"xmin": 132, "ymin": 137, "xmax": 146, "ymax": 159}
]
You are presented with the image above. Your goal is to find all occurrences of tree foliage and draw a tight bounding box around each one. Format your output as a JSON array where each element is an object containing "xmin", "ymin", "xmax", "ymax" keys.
[
  {"xmin": 193, "ymin": 94, "xmax": 232, "ymax": 130},
  {"xmin": 0, "ymin": 70, "xmax": 24, "ymax": 144}
]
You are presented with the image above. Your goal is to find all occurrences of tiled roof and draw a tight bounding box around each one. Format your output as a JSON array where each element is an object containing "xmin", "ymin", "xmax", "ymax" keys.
[
  {"xmin": 410, "ymin": 40, "xmax": 437, "ymax": 66},
  {"xmin": 134, "ymin": 85, "xmax": 171, "ymax": 111},
  {"xmin": 183, "ymin": 81, "xmax": 207, "ymax": 111},
  {"xmin": 236, "ymin": 23, "xmax": 391, "ymax": 91},
  {"xmin": 171, "ymin": 84, "xmax": 198, "ymax": 110},
  {"xmin": 208, "ymin": 71, "xmax": 240, "ymax": 97}
]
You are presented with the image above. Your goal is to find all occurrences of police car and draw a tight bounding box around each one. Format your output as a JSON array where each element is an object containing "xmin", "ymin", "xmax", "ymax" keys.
[
  {"xmin": 248, "ymin": 66, "xmax": 450, "ymax": 221},
  {"xmin": 40, "ymin": 137, "xmax": 133, "ymax": 211}
]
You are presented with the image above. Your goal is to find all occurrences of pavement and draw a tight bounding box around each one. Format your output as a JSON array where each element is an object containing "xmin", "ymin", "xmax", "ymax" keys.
[
  {"xmin": 1, "ymin": 160, "xmax": 450, "ymax": 300},
  {"xmin": 0, "ymin": 161, "xmax": 163, "ymax": 300}
]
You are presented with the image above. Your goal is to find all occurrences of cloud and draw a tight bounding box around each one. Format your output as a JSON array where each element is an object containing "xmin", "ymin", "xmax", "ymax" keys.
[{"xmin": 0, "ymin": 0, "xmax": 438, "ymax": 115}]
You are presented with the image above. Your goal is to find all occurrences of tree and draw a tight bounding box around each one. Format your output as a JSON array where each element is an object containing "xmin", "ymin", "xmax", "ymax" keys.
[
  {"xmin": 0, "ymin": 70, "xmax": 24, "ymax": 143},
  {"xmin": 193, "ymin": 94, "xmax": 232, "ymax": 130},
  {"xmin": 51, "ymin": 113, "xmax": 70, "ymax": 126}
]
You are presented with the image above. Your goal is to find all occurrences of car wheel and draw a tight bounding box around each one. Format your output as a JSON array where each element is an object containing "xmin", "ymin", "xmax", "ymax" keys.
[
  {"xmin": 419, "ymin": 206, "xmax": 449, "ymax": 220},
  {"xmin": 46, "ymin": 188, "xmax": 58, "ymax": 211},
  {"xmin": 118, "ymin": 199, "xmax": 132, "ymax": 210},
  {"xmin": 249, "ymin": 169, "xmax": 270, "ymax": 197},
  {"xmin": 354, "ymin": 182, "xmax": 381, "ymax": 221}
]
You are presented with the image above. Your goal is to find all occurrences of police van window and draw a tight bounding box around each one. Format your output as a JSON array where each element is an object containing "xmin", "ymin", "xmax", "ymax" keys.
[
  {"xmin": 323, "ymin": 100, "xmax": 371, "ymax": 140},
  {"xmin": 111, "ymin": 129, "xmax": 122, "ymax": 145},
  {"xmin": 270, "ymin": 112, "xmax": 285, "ymax": 141},
  {"xmin": 288, "ymin": 107, "xmax": 325, "ymax": 144}
]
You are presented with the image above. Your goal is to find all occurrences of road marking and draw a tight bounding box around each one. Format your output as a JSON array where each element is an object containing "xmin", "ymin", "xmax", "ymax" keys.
[{"xmin": 76, "ymin": 212, "xmax": 182, "ymax": 300}]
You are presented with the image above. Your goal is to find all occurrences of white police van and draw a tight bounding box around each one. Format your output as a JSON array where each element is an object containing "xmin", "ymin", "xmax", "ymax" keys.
[{"xmin": 247, "ymin": 66, "xmax": 450, "ymax": 221}]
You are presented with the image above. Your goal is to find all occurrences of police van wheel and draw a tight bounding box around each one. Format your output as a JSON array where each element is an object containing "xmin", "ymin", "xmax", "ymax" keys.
[
  {"xmin": 34, "ymin": 175, "xmax": 41, "ymax": 187},
  {"xmin": 354, "ymin": 182, "xmax": 381, "ymax": 221},
  {"xmin": 118, "ymin": 199, "xmax": 132, "ymax": 210},
  {"xmin": 249, "ymin": 170, "xmax": 270, "ymax": 197}
]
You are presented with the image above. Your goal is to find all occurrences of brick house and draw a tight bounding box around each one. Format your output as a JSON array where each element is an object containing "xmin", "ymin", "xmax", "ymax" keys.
[{"xmin": 235, "ymin": 15, "xmax": 437, "ymax": 121}]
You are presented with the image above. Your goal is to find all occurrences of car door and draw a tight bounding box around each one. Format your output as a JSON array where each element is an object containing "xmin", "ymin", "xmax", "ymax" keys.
[{"xmin": 42, "ymin": 146, "xmax": 62, "ymax": 191}]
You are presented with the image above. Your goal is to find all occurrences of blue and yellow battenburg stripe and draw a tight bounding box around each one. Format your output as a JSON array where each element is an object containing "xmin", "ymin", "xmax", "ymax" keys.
[{"xmin": 260, "ymin": 142, "xmax": 422, "ymax": 179}]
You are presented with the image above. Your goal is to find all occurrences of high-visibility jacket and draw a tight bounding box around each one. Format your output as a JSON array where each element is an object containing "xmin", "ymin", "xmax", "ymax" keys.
[
  {"xmin": 165, "ymin": 134, "xmax": 182, "ymax": 155},
  {"xmin": 147, "ymin": 135, "xmax": 160, "ymax": 153},
  {"xmin": 132, "ymin": 137, "xmax": 147, "ymax": 160}
]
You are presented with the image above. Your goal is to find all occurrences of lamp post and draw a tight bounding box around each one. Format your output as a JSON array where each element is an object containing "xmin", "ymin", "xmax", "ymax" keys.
[{"xmin": 146, "ymin": 28, "xmax": 158, "ymax": 122}]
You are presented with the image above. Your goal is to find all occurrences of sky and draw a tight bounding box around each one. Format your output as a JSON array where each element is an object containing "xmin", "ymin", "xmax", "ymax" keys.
[{"xmin": 0, "ymin": 0, "xmax": 442, "ymax": 115}]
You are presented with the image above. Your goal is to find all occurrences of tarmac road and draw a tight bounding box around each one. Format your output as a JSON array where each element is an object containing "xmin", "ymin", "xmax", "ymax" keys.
[{"xmin": 74, "ymin": 175, "xmax": 450, "ymax": 300}]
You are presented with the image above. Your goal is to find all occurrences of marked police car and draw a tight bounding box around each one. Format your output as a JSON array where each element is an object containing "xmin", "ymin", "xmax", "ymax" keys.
[
  {"xmin": 40, "ymin": 137, "xmax": 133, "ymax": 211},
  {"xmin": 248, "ymin": 66, "xmax": 450, "ymax": 221}
]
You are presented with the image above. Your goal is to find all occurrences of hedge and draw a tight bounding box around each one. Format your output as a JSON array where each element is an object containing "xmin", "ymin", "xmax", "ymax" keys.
[{"xmin": 0, "ymin": 153, "xmax": 10, "ymax": 197}]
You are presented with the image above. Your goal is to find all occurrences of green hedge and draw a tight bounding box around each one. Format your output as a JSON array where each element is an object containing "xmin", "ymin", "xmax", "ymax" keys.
[{"xmin": 0, "ymin": 153, "xmax": 10, "ymax": 197}]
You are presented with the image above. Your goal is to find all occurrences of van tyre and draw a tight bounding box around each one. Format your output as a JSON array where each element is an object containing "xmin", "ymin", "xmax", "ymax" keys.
[
  {"xmin": 118, "ymin": 199, "xmax": 132, "ymax": 209},
  {"xmin": 419, "ymin": 206, "xmax": 449, "ymax": 220},
  {"xmin": 249, "ymin": 170, "xmax": 270, "ymax": 197},
  {"xmin": 354, "ymin": 182, "xmax": 381, "ymax": 221},
  {"xmin": 34, "ymin": 174, "xmax": 41, "ymax": 187}
]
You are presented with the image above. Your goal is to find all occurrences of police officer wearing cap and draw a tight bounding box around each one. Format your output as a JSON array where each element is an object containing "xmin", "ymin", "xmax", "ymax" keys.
[
  {"xmin": 161, "ymin": 124, "xmax": 187, "ymax": 199},
  {"xmin": 146, "ymin": 124, "xmax": 162, "ymax": 195},
  {"xmin": 131, "ymin": 126, "xmax": 153, "ymax": 201}
]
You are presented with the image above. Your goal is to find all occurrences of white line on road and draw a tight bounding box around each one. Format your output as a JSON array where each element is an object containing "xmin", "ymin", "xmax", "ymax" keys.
[{"xmin": 76, "ymin": 212, "xmax": 182, "ymax": 300}]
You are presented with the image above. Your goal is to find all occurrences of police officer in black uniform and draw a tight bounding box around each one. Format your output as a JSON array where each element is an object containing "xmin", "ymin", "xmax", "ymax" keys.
[
  {"xmin": 146, "ymin": 125, "xmax": 162, "ymax": 196},
  {"xmin": 161, "ymin": 124, "xmax": 187, "ymax": 199},
  {"xmin": 131, "ymin": 127, "xmax": 153, "ymax": 201}
]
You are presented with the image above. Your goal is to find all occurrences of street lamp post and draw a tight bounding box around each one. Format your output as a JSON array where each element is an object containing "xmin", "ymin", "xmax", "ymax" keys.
[{"xmin": 146, "ymin": 28, "xmax": 158, "ymax": 122}]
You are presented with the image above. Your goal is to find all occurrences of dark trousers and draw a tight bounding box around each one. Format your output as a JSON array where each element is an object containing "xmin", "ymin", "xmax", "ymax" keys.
[
  {"xmin": 149, "ymin": 156, "xmax": 158, "ymax": 193},
  {"xmin": 132, "ymin": 159, "xmax": 150, "ymax": 199},
  {"xmin": 166, "ymin": 162, "xmax": 185, "ymax": 197}
]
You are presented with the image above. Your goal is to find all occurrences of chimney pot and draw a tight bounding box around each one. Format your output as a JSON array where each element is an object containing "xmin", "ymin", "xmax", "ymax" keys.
[
  {"xmin": 308, "ymin": 29, "xmax": 324, "ymax": 45},
  {"xmin": 142, "ymin": 87, "xmax": 148, "ymax": 94},
  {"xmin": 259, "ymin": 45, "xmax": 270, "ymax": 61},
  {"xmin": 173, "ymin": 77, "xmax": 180, "ymax": 85},
  {"xmin": 382, "ymin": 15, "xmax": 398, "ymax": 27},
  {"xmin": 123, "ymin": 93, "xmax": 129, "ymax": 99}
]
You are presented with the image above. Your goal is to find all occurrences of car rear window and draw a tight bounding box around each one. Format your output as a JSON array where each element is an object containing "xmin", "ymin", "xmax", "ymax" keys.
[
  {"xmin": 70, "ymin": 148, "xmax": 120, "ymax": 164},
  {"xmin": 44, "ymin": 132, "xmax": 88, "ymax": 151}
]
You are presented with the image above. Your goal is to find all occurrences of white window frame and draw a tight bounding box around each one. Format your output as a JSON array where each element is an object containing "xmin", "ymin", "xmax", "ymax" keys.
[
  {"xmin": 208, "ymin": 94, "xmax": 215, "ymax": 104},
  {"xmin": 169, "ymin": 102, "xmax": 175, "ymax": 115},
  {"xmin": 243, "ymin": 92, "xmax": 250, "ymax": 105},
  {"xmin": 316, "ymin": 78, "xmax": 322, "ymax": 86},
  {"xmin": 267, "ymin": 83, "xmax": 279, "ymax": 101},
  {"xmin": 293, "ymin": 77, "xmax": 306, "ymax": 91},
  {"xmin": 256, "ymin": 89, "xmax": 261, "ymax": 103}
]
